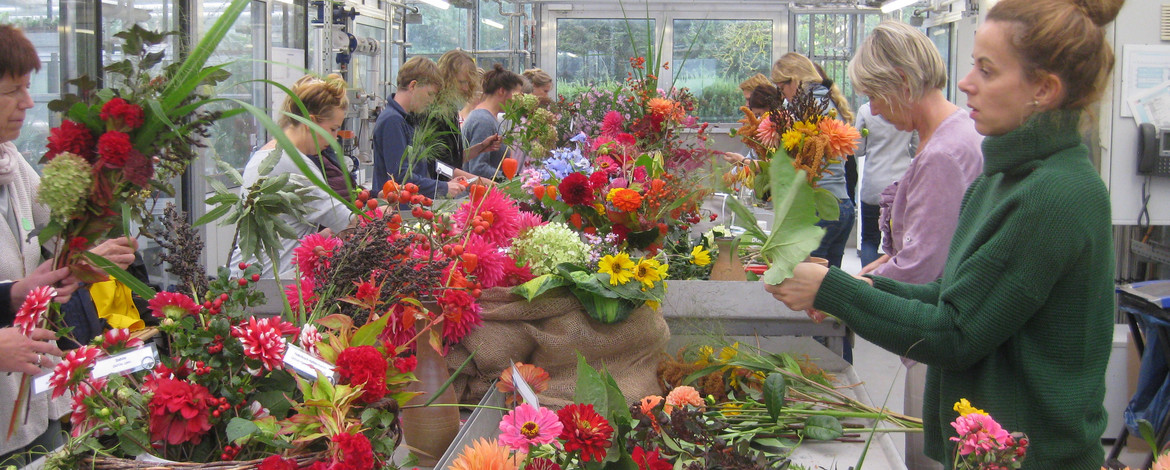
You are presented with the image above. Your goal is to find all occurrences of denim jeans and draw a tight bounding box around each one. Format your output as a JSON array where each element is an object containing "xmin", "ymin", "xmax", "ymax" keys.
[
  {"xmin": 1125, "ymin": 308, "xmax": 1170, "ymax": 437},
  {"xmin": 859, "ymin": 201, "xmax": 882, "ymax": 266},
  {"xmin": 811, "ymin": 198, "xmax": 856, "ymax": 269}
]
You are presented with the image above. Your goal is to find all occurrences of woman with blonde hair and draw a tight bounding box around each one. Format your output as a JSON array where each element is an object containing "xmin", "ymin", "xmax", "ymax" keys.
[
  {"xmin": 849, "ymin": 20, "xmax": 984, "ymax": 470},
  {"xmin": 771, "ymin": 52, "xmax": 854, "ymax": 269},
  {"xmin": 770, "ymin": 0, "xmax": 1124, "ymax": 467},
  {"xmin": 425, "ymin": 50, "xmax": 499, "ymax": 183},
  {"xmin": 230, "ymin": 74, "xmax": 353, "ymax": 277}
]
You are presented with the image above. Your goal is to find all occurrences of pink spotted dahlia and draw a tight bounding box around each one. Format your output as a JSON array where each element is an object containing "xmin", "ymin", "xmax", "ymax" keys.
[{"xmin": 231, "ymin": 316, "xmax": 299, "ymax": 371}]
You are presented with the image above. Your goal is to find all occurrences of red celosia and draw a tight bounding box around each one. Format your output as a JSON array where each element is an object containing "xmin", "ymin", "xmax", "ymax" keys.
[
  {"xmin": 45, "ymin": 119, "xmax": 95, "ymax": 161},
  {"xmin": 335, "ymin": 346, "xmax": 388, "ymax": 404},
  {"xmin": 437, "ymin": 288, "xmax": 482, "ymax": 344},
  {"xmin": 49, "ymin": 346, "xmax": 103, "ymax": 398},
  {"xmin": 258, "ymin": 455, "xmax": 300, "ymax": 470},
  {"xmin": 69, "ymin": 378, "xmax": 107, "ymax": 437},
  {"xmin": 557, "ymin": 403, "xmax": 613, "ymax": 462},
  {"xmin": 632, "ymin": 446, "xmax": 672, "ymax": 470},
  {"xmin": 13, "ymin": 285, "xmax": 55, "ymax": 336},
  {"xmin": 99, "ymin": 97, "xmax": 145, "ymax": 129},
  {"xmin": 96, "ymin": 131, "xmax": 134, "ymax": 167},
  {"xmin": 392, "ymin": 355, "xmax": 417, "ymax": 374},
  {"xmin": 331, "ymin": 431, "xmax": 376, "ymax": 470},
  {"xmin": 98, "ymin": 328, "xmax": 144, "ymax": 354},
  {"xmin": 148, "ymin": 291, "xmax": 201, "ymax": 319},
  {"xmin": 147, "ymin": 377, "xmax": 214, "ymax": 445},
  {"xmin": 231, "ymin": 316, "xmax": 298, "ymax": 371},
  {"xmin": 558, "ymin": 172, "xmax": 594, "ymax": 206}
]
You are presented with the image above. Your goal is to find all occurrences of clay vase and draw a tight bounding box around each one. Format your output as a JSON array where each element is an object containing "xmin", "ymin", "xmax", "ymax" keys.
[
  {"xmin": 708, "ymin": 237, "xmax": 747, "ymax": 281},
  {"xmin": 399, "ymin": 321, "xmax": 460, "ymax": 466}
]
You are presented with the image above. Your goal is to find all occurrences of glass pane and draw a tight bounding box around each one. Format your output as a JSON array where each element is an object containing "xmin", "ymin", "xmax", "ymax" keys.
[
  {"xmin": 101, "ymin": 0, "xmax": 178, "ymax": 91},
  {"xmin": 352, "ymin": 22, "xmax": 387, "ymax": 99},
  {"xmin": 202, "ymin": 0, "xmax": 266, "ymax": 175},
  {"xmin": 272, "ymin": 0, "xmax": 306, "ymax": 49},
  {"xmin": 478, "ymin": 0, "xmax": 508, "ymax": 52},
  {"xmin": 3, "ymin": 0, "xmax": 61, "ymax": 167},
  {"xmin": 795, "ymin": 14, "xmax": 809, "ymax": 54},
  {"xmin": 406, "ymin": 3, "xmax": 468, "ymax": 54},
  {"xmin": 555, "ymin": 18, "xmax": 653, "ymax": 101},
  {"xmin": 928, "ymin": 24, "xmax": 952, "ymax": 99},
  {"xmin": 673, "ymin": 19, "xmax": 772, "ymax": 123}
]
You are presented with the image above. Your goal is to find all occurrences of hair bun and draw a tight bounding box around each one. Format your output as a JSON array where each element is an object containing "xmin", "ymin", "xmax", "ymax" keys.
[{"xmin": 1071, "ymin": 0, "xmax": 1123, "ymax": 27}]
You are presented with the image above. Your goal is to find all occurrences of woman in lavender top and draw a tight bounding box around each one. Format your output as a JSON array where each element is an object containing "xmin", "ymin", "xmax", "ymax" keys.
[{"xmin": 847, "ymin": 21, "xmax": 983, "ymax": 470}]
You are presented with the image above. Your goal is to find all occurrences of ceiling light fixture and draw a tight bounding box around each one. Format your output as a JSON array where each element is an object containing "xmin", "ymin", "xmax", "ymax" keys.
[
  {"xmin": 881, "ymin": 0, "xmax": 919, "ymax": 13},
  {"xmin": 482, "ymin": 18, "xmax": 504, "ymax": 29}
]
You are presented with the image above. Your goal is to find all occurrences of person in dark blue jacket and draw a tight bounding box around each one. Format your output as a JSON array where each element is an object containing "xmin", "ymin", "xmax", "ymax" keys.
[{"xmin": 373, "ymin": 56, "xmax": 464, "ymax": 199}]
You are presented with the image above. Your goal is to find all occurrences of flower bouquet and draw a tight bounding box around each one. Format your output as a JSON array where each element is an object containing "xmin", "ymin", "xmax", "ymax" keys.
[
  {"xmin": 949, "ymin": 399, "xmax": 1029, "ymax": 470},
  {"xmin": 720, "ymin": 88, "xmax": 861, "ymax": 283}
]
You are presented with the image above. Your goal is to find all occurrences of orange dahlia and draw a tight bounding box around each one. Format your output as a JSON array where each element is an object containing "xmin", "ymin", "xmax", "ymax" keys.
[
  {"xmin": 496, "ymin": 362, "xmax": 551, "ymax": 406},
  {"xmin": 448, "ymin": 438, "xmax": 520, "ymax": 470},
  {"xmin": 818, "ymin": 118, "xmax": 861, "ymax": 158},
  {"xmin": 608, "ymin": 188, "xmax": 643, "ymax": 212},
  {"xmin": 647, "ymin": 98, "xmax": 678, "ymax": 119},
  {"xmin": 756, "ymin": 115, "xmax": 781, "ymax": 150}
]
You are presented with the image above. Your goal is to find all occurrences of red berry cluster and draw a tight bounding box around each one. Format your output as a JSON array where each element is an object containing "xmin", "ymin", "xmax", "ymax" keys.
[
  {"xmin": 208, "ymin": 335, "xmax": 224, "ymax": 354},
  {"xmin": 220, "ymin": 442, "xmax": 240, "ymax": 460},
  {"xmin": 201, "ymin": 293, "xmax": 231, "ymax": 315},
  {"xmin": 193, "ymin": 360, "xmax": 213, "ymax": 376}
]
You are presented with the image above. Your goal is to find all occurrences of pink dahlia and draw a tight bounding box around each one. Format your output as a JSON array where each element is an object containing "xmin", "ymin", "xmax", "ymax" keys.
[
  {"xmin": 13, "ymin": 285, "xmax": 55, "ymax": 336},
  {"xmin": 286, "ymin": 277, "xmax": 317, "ymax": 313},
  {"xmin": 231, "ymin": 316, "xmax": 299, "ymax": 371},
  {"xmin": 292, "ymin": 232, "xmax": 342, "ymax": 277},
  {"xmin": 454, "ymin": 187, "xmax": 522, "ymax": 247},
  {"xmin": 461, "ymin": 235, "xmax": 509, "ymax": 288},
  {"xmin": 49, "ymin": 346, "xmax": 103, "ymax": 398},
  {"xmin": 148, "ymin": 291, "xmax": 200, "ymax": 319},
  {"xmin": 601, "ymin": 110, "xmax": 625, "ymax": 137},
  {"xmin": 97, "ymin": 328, "xmax": 143, "ymax": 354},
  {"xmin": 757, "ymin": 116, "xmax": 781, "ymax": 150},
  {"xmin": 595, "ymin": 156, "xmax": 620, "ymax": 176},
  {"xmin": 950, "ymin": 412, "xmax": 1013, "ymax": 456},
  {"xmin": 516, "ymin": 210, "xmax": 545, "ymax": 235},
  {"xmin": 438, "ymin": 288, "xmax": 482, "ymax": 344},
  {"xmin": 498, "ymin": 403, "xmax": 563, "ymax": 451},
  {"xmin": 69, "ymin": 378, "xmax": 107, "ymax": 437}
]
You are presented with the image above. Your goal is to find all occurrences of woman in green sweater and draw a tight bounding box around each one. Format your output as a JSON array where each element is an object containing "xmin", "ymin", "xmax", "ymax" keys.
[{"xmin": 767, "ymin": 0, "xmax": 1124, "ymax": 468}]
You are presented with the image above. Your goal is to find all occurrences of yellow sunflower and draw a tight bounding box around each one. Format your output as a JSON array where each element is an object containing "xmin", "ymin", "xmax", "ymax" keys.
[
  {"xmin": 598, "ymin": 253, "xmax": 635, "ymax": 285},
  {"xmin": 690, "ymin": 245, "xmax": 711, "ymax": 266},
  {"xmin": 633, "ymin": 258, "xmax": 666, "ymax": 289}
]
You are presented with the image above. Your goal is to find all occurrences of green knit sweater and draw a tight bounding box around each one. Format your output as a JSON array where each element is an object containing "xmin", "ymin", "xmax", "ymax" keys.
[{"xmin": 814, "ymin": 111, "xmax": 1114, "ymax": 469}]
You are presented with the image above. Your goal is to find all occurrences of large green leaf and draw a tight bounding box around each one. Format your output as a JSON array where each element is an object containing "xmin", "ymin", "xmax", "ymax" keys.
[
  {"xmin": 759, "ymin": 149, "xmax": 826, "ymax": 285},
  {"xmin": 764, "ymin": 373, "xmax": 787, "ymax": 421},
  {"xmin": 83, "ymin": 252, "xmax": 156, "ymax": 300},
  {"xmin": 511, "ymin": 274, "xmax": 571, "ymax": 301},
  {"xmin": 226, "ymin": 417, "xmax": 259, "ymax": 443},
  {"xmin": 802, "ymin": 415, "xmax": 844, "ymax": 440}
]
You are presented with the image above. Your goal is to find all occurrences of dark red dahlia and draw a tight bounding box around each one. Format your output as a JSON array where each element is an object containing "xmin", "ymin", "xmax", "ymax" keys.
[
  {"xmin": 558, "ymin": 172, "xmax": 594, "ymax": 206},
  {"xmin": 45, "ymin": 119, "xmax": 95, "ymax": 161},
  {"xmin": 99, "ymin": 97, "xmax": 145, "ymax": 129},
  {"xmin": 96, "ymin": 131, "xmax": 134, "ymax": 167},
  {"xmin": 147, "ymin": 377, "xmax": 214, "ymax": 445},
  {"xmin": 556, "ymin": 403, "xmax": 613, "ymax": 462},
  {"xmin": 632, "ymin": 446, "xmax": 672, "ymax": 470},
  {"xmin": 335, "ymin": 345, "xmax": 388, "ymax": 404}
]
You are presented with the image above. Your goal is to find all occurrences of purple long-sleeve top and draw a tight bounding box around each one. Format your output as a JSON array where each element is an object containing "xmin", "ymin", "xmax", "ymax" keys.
[{"xmin": 873, "ymin": 109, "xmax": 983, "ymax": 283}]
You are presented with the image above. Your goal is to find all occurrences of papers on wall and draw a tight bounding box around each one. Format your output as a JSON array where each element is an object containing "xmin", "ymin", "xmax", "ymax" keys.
[{"xmin": 1122, "ymin": 44, "xmax": 1170, "ymax": 118}]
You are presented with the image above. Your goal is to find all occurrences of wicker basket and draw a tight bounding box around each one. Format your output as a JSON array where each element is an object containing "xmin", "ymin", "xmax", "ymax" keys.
[{"xmin": 84, "ymin": 452, "xmax": 323, "ymax": 469}]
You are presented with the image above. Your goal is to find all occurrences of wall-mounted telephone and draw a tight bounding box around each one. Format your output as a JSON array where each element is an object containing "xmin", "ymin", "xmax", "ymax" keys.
[{"xmin": 1139, "ymin": 122, "xmax": 1170, "ymax": 176}]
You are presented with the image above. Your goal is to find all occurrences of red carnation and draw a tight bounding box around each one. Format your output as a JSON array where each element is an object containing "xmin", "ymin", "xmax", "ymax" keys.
[
  {"xmin": 99, "ymin": 97, "xmax": 144, "ymax": 129},
  {"xmin": 557, "ymin": 403, "xmax": 613, "ymax": 462},
  {"xmin": 558, "ymin": 172, "xmax": 594, "ymax": 206},
  {"xmin": 335, "ymin": 345, "xmax": 388, "ymax": 404},
  {"xmin": 96, "ymin": 131, "xmax": 134, "ymax": 167},
  {"xmin": 331, "ymin": 431, "xmax": 375, "ymax": 470},
  {"xmin": 45, "ymin": 120, "xmax": 95, "ymax": 161},
  {"xmin": 258, "ymin": 455, "xmax": 300, "ymax": 470},
  {"xmin": 147, "ymin": 377, "xmax": 213, "ymax": 445}
]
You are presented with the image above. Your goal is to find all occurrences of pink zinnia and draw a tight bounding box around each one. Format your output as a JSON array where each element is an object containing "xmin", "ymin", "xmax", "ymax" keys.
[
  {"xmin": 950, "ymin": 412, "xmax": 1012, "ymax": 456},
  {"xmin": 454, "ymin": 187, "xmax": 522, "ymax": 247},
  {"xmin": 462, "ymin": 234, "xmax": 509, "ymax": 288},
  {"xmin": 498, "ymin": 403, "xmax": 563, "ymax": 451},
  {"xmin": 292, "ymin": 232, "xmax": 342, "ymax": 277},
  {"xmin": 13, "ymin": 285, "xmax": 55, "ymax": 336},
  {"xmin": 69, "ymin": 378, "xmax": 107, "ymax": 437},
  {"xmin": 49, "ymin": 346, "xmax": 103, "ymax": 398},
  {"xmin": 231, "ymin": 316, "xmax": 298, "ymax": 371},
  {"xmin": 757, "ymin": 116, "xmax": 781, "ymax": 149},
  {"xmin": 98, "ymin": 328, "xmax": 143, "ymax": 353},
  {"xmin": 148, "ymin": 291, "xmax": 200, "ymax": 319}
]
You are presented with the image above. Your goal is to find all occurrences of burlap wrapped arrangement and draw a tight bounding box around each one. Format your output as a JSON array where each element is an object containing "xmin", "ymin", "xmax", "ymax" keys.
[{"xmin": 446, "ymin": 287, "xmax": 669, "ymax": 408}]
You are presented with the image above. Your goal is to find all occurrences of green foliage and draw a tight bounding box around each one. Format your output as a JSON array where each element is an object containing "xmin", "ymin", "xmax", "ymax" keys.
[{"xmin": 696, "ymin": 79, "xmax": 746, "ymax": 123}]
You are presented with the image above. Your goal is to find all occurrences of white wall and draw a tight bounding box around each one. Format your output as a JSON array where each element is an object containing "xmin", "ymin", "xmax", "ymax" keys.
[{"xmin": 1104, "ymin": 0, "xmax": 1170, "ymax": 225}]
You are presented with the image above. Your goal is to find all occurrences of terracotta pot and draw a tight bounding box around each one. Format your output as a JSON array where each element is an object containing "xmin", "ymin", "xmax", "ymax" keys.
[
  {"xmin": 708, "ymin": 237, "xmax": 746, "ymax": 281},
  {"xmin": 399, "ymin": 318, "xmax": 460, "ymax": 466},
  {"xmin": 805, "ymin": 256, "xmax": 830, "ymax": 267}
]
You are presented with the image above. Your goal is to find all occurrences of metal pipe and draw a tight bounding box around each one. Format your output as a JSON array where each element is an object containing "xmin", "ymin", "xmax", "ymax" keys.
[{"xmin": 382, "ymin": 0, "xmax": 419, "ymax": 14}]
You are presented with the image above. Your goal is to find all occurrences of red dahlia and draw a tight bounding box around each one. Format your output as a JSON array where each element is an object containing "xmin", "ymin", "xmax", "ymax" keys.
[
  {"xmin": 632, "ymin": 446, "xmax": 672, "ymax": 470},
  {"xmin": 148, "ymin": 291, "xmax": 200, "ymax": 319},
  {"xmin": 45, "ymin": 119, "xmax": 95, "ymax": 161},
  {"xmin": 558, "ymin": 172, "xmax": 594, "ymax": 206},
  {"xmin": 147, "ymin": 377, "xmax": 214, "ymax": 445},
  {"xmin": 556, "ymin": 403, "xmax": 613, "ymax": 462}
]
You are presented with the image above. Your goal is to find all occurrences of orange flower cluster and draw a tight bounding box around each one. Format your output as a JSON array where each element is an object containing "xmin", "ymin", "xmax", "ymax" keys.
[{"xmin": 609, "ymin": 188, "xmax": 644, "ymax": 212}]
